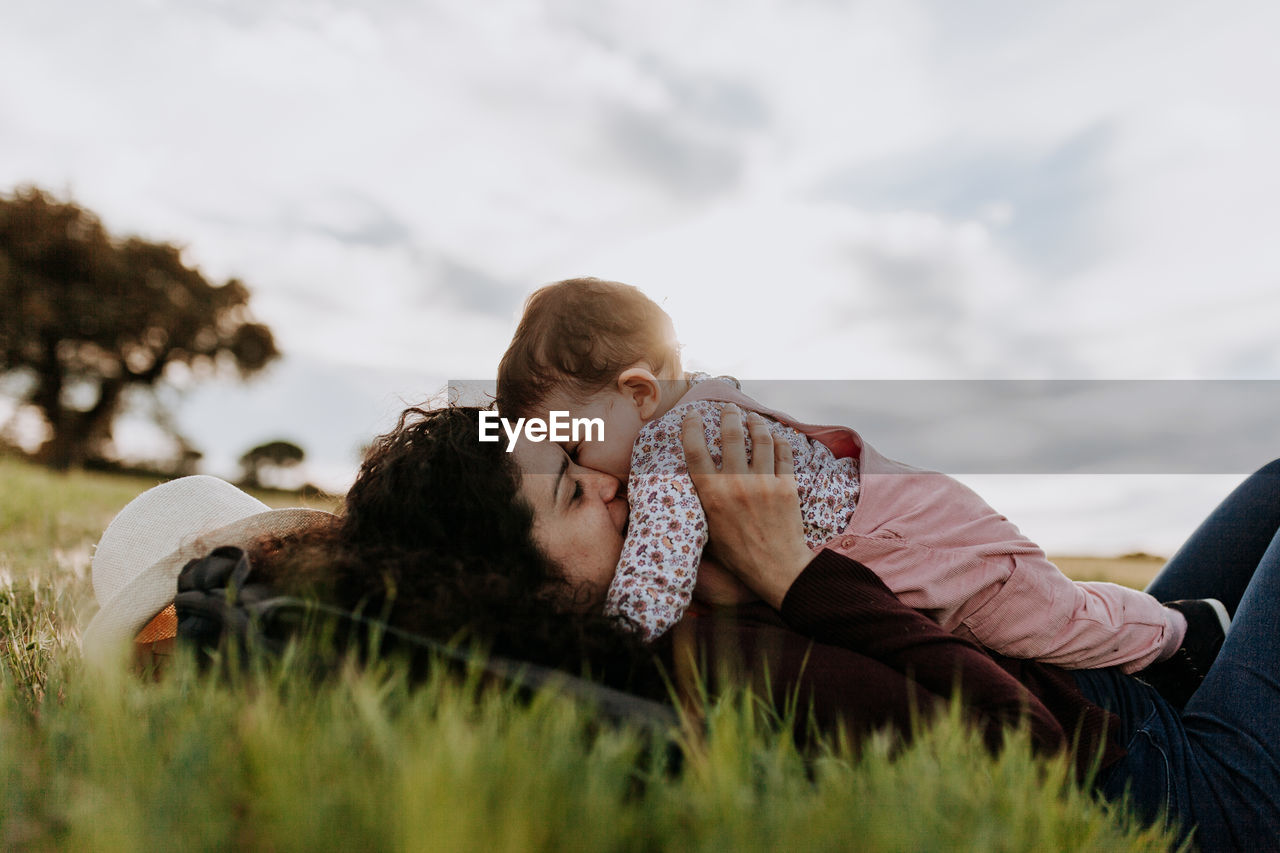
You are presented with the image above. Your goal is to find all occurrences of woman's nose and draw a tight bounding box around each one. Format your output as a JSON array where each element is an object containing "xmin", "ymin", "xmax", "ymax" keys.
[{"xmin": 579, "ymin": 466, "xmax": 620, "ymax": 502}]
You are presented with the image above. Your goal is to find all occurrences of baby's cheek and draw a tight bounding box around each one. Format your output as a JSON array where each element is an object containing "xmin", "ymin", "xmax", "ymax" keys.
[
  {"xmin": 608, "ymin": 439, "xmax": 636, "ymax": 477},
  {"xmin": 580, "ymin": 441, "xmax": 632, "ymax": 481}
]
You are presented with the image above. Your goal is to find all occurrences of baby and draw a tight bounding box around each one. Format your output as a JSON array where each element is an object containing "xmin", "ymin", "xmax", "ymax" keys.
[{"xmin": 496, "ymin": 277, "xmax": 1205, "ymax": 675}]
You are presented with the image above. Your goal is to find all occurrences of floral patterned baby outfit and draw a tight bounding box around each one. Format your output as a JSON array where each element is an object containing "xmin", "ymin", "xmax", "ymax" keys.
[{"xmin": 604, "ymin": 378, "xmax": 860, "ymax": 640}]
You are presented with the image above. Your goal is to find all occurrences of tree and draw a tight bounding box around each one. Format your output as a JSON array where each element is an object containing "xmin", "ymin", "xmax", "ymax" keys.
[
  {"xmin": 0, "ymin": 185, "xmax": 279, "ymax": 469},
  {"xmin": 238, "ymin": 439, "xmax": 306, "ymax": 489}
]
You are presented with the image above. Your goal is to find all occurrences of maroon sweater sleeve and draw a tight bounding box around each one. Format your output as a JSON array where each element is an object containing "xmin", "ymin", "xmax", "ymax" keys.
[
  {"xmin": 779, "ymin": 549, "xmax": 1071, "ymax": 757},
  {"xmin": 680, "ymin": 608, "xmax": 954, "ymax": 745}
]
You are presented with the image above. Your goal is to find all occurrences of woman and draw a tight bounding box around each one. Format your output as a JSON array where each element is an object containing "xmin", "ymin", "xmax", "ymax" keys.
[
  {"xmin": 90, "ymin": 401, "xmax": 1274, "ymax": 848},
  {"xmin": 324, "ymin": 402, "xmax": 1279, "ymax": 850}
]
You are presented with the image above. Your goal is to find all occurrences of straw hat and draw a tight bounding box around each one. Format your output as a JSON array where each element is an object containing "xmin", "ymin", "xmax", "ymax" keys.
[{"xmin": 82, "ymin": 475, "xmax": 336, "ymax": 663}]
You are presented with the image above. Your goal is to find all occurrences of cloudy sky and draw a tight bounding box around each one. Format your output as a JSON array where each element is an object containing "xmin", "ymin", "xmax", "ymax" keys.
[{"xmin": 4, "ymin": 0, "xmax": 1279, "ymax": 554}]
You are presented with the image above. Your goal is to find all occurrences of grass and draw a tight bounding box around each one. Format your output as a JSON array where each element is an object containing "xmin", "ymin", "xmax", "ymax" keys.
[{"xmin": 0, "ymin": 455, "xmax": 1178, "ymax": 851}]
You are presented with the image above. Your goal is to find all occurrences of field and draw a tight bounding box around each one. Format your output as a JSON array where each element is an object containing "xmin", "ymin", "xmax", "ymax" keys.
[
  {"xmin": 1051, "ymin": 556, "xmax": 1166, "ymax": 591},
  {"xmin": 0, "ymin": 456, "xmax": 1178, "ymax": 851}
]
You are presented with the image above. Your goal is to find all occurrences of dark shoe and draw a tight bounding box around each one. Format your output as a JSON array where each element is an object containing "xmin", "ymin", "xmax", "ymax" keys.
[{"xmin": 1137, "ymin": 598, "xmax": 1231, "ymax": 710}]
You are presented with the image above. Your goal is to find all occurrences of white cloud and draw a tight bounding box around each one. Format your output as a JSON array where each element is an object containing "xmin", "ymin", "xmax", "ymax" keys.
[
  {"xmin": 556, "ymin": 197, "xmax": 1033, "ymax": 380},
  {"xmin": 4, "ymin": 0, "xmax": 1280, "ymax": 551}
]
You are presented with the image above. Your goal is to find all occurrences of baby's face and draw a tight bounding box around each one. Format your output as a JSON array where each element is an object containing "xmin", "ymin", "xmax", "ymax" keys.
[{"xmin": 540, "ymin": 387, "xmax": 644, "ymax": 482}]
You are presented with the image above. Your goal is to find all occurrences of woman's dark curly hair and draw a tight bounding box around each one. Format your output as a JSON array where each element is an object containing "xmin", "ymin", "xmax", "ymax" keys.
[{"xmin": 268, "ymin": 405, "xmax": 661, "ymax": 692}]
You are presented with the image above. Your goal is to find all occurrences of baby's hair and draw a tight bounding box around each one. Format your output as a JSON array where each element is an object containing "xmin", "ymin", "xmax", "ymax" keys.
[{"xmin": 496, "ymin": 277, "xmax": 679, "ymax": 418}]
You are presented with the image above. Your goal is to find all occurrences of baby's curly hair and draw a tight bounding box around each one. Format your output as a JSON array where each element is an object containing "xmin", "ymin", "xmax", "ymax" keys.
[{"xmin": 496, "ymin": 277, "xmax": 680, "ymax": 418}]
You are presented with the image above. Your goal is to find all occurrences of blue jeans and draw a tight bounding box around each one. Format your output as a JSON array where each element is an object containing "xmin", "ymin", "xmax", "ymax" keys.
[{"xmin": 1072, "ymin": 460, "xmax": 1280, "ymax": 851}]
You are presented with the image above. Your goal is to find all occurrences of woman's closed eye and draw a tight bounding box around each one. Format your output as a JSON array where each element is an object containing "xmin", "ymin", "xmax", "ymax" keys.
[{"xmin": 571, "ymin": 480, "xmax": 584, "ymax": 502}]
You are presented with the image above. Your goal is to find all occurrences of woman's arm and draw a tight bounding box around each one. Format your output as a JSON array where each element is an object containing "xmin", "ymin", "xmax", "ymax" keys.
[{"xmin": 681, "ymin": 406, "xmax": 1069, "ymax": 752}]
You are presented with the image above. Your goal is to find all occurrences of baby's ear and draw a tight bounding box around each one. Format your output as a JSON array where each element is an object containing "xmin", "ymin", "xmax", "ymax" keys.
[{"xmin": 617, "ymin": 366, "xmax": 662, "ymax": 420}]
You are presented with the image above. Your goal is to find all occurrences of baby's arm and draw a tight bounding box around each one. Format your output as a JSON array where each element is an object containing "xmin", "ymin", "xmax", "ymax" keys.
[
  {"xmin": 604, "ymin": 406, "xmax": 717, "ymax": 641},
  {"xmin": 863, "ymin": 470, "xmax": 1185, "ymax": 671},
  {"xmin": 957, "ymin": 555, "xmax": 1185, "ymax": 672}
]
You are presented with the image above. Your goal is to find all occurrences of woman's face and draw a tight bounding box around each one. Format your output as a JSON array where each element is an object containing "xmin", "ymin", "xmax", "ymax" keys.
[{"xmin": 513, "ymin": 438, "xmax": 628, "ymax": 610}]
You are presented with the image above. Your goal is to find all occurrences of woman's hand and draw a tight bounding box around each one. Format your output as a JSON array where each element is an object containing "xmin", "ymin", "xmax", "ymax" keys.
[{"xmin": 681, "ymin": 404, "xmax": 814, "ymax": 610}]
